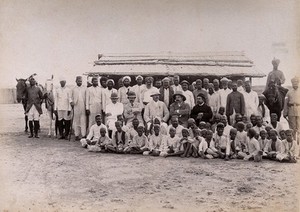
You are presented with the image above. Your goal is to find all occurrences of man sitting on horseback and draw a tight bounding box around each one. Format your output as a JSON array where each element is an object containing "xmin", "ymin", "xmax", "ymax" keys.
[{"xmin": 24, "ymin": 76, "xmax": 44, "ymax": 138}]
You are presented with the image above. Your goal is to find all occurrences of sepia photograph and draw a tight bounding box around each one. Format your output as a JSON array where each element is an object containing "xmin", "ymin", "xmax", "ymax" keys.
[{"xmin": 0, "ymin": 0, "xmax": 299, "ymax": 211}]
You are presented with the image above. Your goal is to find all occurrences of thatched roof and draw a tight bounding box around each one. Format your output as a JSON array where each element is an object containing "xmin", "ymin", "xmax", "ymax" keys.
[{"xmin": 86, "ymin": 52, "xmax": 265, "ymax": 78}]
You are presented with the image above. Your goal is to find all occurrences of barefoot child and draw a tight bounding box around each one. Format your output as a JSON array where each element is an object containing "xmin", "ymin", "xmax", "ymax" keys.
[
  {"xmin": 146, "ymin": 124, "xmax": 164, "ymax": 156},
  {"xmin": 198, "ymin": 130, "xmax": 216, "ymax": 159},
  {"xmin": 212, "ymin": 123, "xmax": 230, "ymax": 159},
  {"xmin": 257, "ymin": 129, "xmax": 269, "ymax": 151},
  {"xmin": 241, "ymin": 128, "xmax": 262, "ymax": 161},
  {"xmin": 107, "ymin": 121, "xmax": 129, "ymax": 153},
  {"xmin": 181, "ymin": 128, "xmax": 198, "ymax": 157},
  {"xmin": 227, "ymin": 128, "xmax": 238, "ymax": 159},
  {"xmin": 87, "ymin": 127, "xmax": 112, "ymax": 152},
  {"xmin": 263, "ymin": 129, "xmax": 282, "ymax": 160},
  {"xmin": 162, "ymin": 127, "xmax": 183, "ymax": 157},
  {"xmin": 124, "ymin": 125, "xmax": 149, "ymax": 154}
]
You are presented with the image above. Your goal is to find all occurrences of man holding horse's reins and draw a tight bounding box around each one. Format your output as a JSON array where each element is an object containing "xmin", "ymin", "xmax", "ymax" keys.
[{"xmin": 24, "ymin": 76, "xmax": 44, "ymax": 138}]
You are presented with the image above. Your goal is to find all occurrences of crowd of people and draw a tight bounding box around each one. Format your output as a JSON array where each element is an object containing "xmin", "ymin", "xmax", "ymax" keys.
[{"xmin": 23, "ymin": 58, "xmax": 299, "ymax": 163}]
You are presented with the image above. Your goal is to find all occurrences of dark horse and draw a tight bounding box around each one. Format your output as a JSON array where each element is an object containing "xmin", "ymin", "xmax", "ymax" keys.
[{"xmin": 16, "ymin": 78, "xmax": 29, "ymax": 132}]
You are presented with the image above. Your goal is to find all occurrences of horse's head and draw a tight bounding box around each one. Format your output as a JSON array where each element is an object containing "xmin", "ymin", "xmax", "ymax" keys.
[{"xmin": 16, "ymin": 78, "xmax": 27, "ymax": 103}]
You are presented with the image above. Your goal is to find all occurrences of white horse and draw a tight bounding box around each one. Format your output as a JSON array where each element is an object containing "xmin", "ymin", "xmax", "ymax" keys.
[{"xmin": 44, "ymin": 75, "xmax": 57, "ymax": 137}]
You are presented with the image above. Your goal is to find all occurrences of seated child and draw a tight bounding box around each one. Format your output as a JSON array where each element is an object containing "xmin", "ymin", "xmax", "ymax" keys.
[
  {"xmin": 226, "ymin": 128, "xmax": 238, "ymax": 160},
  {"xmin": 162, "ymin": 127, "xmax": 183, "ymax": 157},
  {"xmin": 212, "ymin": 123, "xmax": 230, "ymax": 160},
  {"xmin": 107, "ymin": 121, "xmax": 129, "ymax": 153},
  {"xmin": 235, "ymin": 122, "xmax": 248, "ymax": 154},
  {"xmin": 87, "ymin": 127, "xmax": 112, "ymax": 152},
  {"xmin": 187, "ymin": 118, "xmax": 201, "ymax": 139},
  {"xmin": 145, "ymin": 124, "xmax": 164, "ymax": 156},
  {"xmin": 124, "ymin": 125, "xmax": 149, "ymax": 154},
  {"xmin": 181, "ymin": 128, "xmax": 199, "ymax": 158},
  {"xmin": 276, "ymin": 129, "xmax": 297, "ymax": 163},
  {"xmin": 263, "ymin": 129, "xmax": 282, "ymax": 160},
  {"xmin": 80, "ymin": 114, "xmax": 108, "ymax": 148},
  {"xmin": 239, "ymin": 128, "xmax": 262, "ymax": 161},
  {"xmin": 279, "ymin": 130, "xmax": 286, "ymax": 141},
  {"xmin": 257, "ymin": 129, "xmax": 269, "ymax": 151},
  {"xmin": 128, "ymin": 118, "xmax": 139, "ymax": 141},
  {"xmin": 265, "ymin": 125, "xmax": 272, "ymax": 139},
  {"xmin": 198, "ymin": 130, "xmax": 215, "ymax": 159}
]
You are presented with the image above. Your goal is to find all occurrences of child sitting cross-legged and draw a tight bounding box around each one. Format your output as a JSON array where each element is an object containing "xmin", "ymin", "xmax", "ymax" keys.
[
  {"xmin": 106, "ymin": 121, "xmax": 129, "ymax": 153},
  {"xmin": 276, "ymin": 129, "xmax": 297, "ymax": 163},
  {"xmin": 226, "ymin": 128, "xmax": 238, "ymax": 160},
  {"xmin": 180, "ymin": 128, "xmax": 199, "ymax": 158},
  {"xmin": 161, "ymin": 127, "xmax": 183, "ymax": 157},
  {"xmin": 87, "ymin": 127, "xmax": 112, "ymax": 152},
  {"xmin": 144, "ymin": 124, "xmax": 164, "ymax": 156},
  {"xmin": 211, "ymin": 123, "xmax": 230, "ymax": 160},
  {"xmin": 198, "ymin": 130, "xmax": 215, "ymax": 159},
  {"xmin": 124, "ymin": 125, "xmax": 149, "ymax": 154},
  {"xmin": 263, "ymin": 129, "xmax": 282, "ymax": 160},
  {"xmin": 239, "ymin": 128, "xmax": 262, "ymax": 162},
  {"xmin": 257, "ymin": 129, "xmax": 269, "ymax": 151}
]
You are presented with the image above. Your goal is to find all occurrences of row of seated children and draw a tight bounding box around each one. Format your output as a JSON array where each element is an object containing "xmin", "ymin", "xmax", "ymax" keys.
[{"xmin": 79, "ymin": 114, "xmax": 297, "ymax": 163}]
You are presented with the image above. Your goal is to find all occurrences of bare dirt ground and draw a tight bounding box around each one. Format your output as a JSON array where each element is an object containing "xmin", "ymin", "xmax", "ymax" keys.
[{"xmin": 0, "ymin": 104, "xmax": 299, "ymax": 212}]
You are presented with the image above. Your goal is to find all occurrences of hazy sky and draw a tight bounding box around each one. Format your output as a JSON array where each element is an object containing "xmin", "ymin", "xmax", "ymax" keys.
[{"xmin": 0, "ymin": 0, "xmax": 299, "ymax": 88}]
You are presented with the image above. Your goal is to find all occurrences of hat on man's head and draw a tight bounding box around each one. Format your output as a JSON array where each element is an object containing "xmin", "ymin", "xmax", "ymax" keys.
[
  {"xmin": 145, "ymin": 76, "xmax": 154, "ymax": 82},
  {"xmin": 122, "ymin": 76, "xmax": 131, "ymax": 82},
  {"xmin": 75, "ymin": 76, "xmax": 82, "ymax": 81},
  {"xmin": 110, "ymin": 92, "xmax": 119, "ymax": 99},
  {"xmin": 150, "ymin": 90, "xmax": 160, "ymax": 97},
  {"xmin": 197, "ymin": 93, "xmax": 206, "ymax": 101},
  {"xmin": 220, "ymin": 77, "xmax": 229, "ymax": 82},
  {"xmin": 136, "ymin": 75, "xmax": 143, "ymax": 80},
  {"xmin": 216, "ymin": 122, "xmax": 225, "ymax": 128},
  {"xmin": 272, "ymin": 58, "xmax": 280, "ymax": 65},
  {"xmin": 162, "ymin": 77, "xmax": 171, "ymax": 83},
  {"xmin": 106, "ymin": 79, "xmax": 115, "ymax": 85},
  {"xmin": 127, "ymin": 91, "xmax": 136, "ymax": 98},
  {"xmin": 180, "ymin": 80, "xmax": 189, "ymax": 85},
  {"xmin": 173, "ymin": 90, "xmax": 186, "ymax": 101}
]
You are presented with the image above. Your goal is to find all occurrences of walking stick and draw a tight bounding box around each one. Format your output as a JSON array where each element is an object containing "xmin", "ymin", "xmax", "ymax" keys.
[{"xmin": 69, "ymin": 108, "xmax": 74, "ymax": 141}]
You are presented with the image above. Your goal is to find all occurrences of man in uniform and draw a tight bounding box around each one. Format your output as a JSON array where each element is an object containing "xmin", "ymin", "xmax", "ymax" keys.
[
  {"xmin": 266, "ymin": 58, "xmax": 285, "ymax": 87},
  {"xmin": 24, "ymin": 76, "xmax": 44, "ymax": 138},
  {"xmin": 54, "ymin": 77, "xmax": 72, "ymax": 139},
  {"xmin": 284, "ymin": 77, "xmax": 300, "ymax": 139},
  {"xmin": 86, "ymin": 77, "xmax": 103, "ymax": 129},
  {"xmin": 71, "ymin": 76, "xmax": 86, "ymax": 141}
]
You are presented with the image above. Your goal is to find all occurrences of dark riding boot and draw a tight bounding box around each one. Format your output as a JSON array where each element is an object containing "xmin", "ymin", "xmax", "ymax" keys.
[
  {"xmin": 58, "ymin": 120, "xmax": 64, "ymax": 139},
  {"xmin": 34, "ymin": 121, "xmax": 40, "ymax": 138},
  {"xmin": 28, "ymin": 121, "xmax": 34, "ymax": 138},
  {"xmin": 64, "ymin": 120, "xmax": 71, "ymax": 140}
]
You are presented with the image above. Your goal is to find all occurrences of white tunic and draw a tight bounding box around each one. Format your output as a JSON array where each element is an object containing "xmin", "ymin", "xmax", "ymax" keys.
[
  {"xmin": 54, "ymin": 86, "xmax": 72, "ymax": 111},
  {"xmin": 102, "ymin": 88, "xmax": 117, "ymax": 112},
  {"xmin": 242, "ymin": 90, "xmax": 259, "ymax": 118}
]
